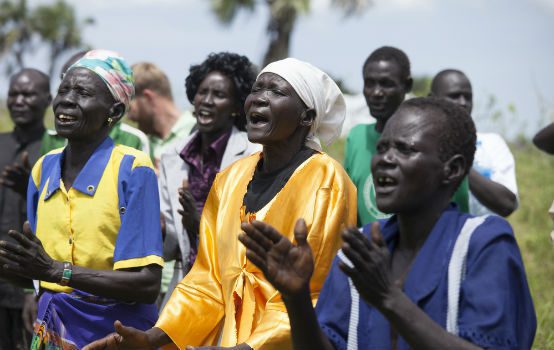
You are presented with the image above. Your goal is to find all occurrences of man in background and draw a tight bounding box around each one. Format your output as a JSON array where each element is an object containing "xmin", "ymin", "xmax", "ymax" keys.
[
  {"xmin": 430, "ymin": 69, "xmax": 518, "ymax": 216},
  {"xmin": 129, "ymin": 62, "xmax": 195, "ymax": 166},
  {"xmin": 0, "ymin": 68, "xmax": 51, "ymax": 349}
]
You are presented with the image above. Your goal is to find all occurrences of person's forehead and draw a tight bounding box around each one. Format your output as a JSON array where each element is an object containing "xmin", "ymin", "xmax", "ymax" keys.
[
  {"xmin": 363, "ymin": 59, "xmax": 403, "ymax": 79},
  {"xmin": 9, "ymin": 73, "xmax": 44, "ymax": 91},
  {"xmin": 384, "ymin": 108, "xmax": 440, "ymax": 140},
  {"xmin": 436, "ymin": 73, "xmax": 471, "ymax": 94}
]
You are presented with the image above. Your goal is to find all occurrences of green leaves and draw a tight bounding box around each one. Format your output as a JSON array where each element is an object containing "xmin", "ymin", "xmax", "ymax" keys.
[{"xmin": 0, "ymin": 0, "xmax": 94, "ymax": 76}]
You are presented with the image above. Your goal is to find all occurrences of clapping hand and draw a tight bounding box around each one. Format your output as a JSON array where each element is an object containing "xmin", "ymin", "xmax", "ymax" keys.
[
  {"xmin": 186, "ymin": 344, "xmax": 251, "ymax": 350},
  {"xmin": 238, "ymin": 219, "xmax": 314, "ymax": 297},
  {"xmin": 0, "ymin": 222, "xmax": 60, "ymax": 282},
  {"xmin": 0, "ymin": 151, "xmax": 32, "ymax": 196},
  {"xmin": 178, "ymin": 180, "xmax": 200, "ymax": 241},
  {"xmin": 83, "ymin": 321, "xmax": 153, "ymax": 350},
  {"xmin": 338, "ymin": 222, "xmax": 396, "ymax": 310}
]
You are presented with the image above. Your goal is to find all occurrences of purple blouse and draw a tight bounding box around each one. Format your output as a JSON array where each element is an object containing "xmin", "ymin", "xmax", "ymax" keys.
[{"xmin": 180, "ymin": 130, "xmax": 232, "ymax": 214}]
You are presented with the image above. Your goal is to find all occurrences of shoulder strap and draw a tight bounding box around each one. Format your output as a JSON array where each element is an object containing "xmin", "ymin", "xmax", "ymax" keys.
[
  {"xmin": 446, "ymin": 215, "xmax": 490, "ymax": 335},
  {"xmin": 337, "ymin": 249, "xmax": 359, "ymax": 350}
]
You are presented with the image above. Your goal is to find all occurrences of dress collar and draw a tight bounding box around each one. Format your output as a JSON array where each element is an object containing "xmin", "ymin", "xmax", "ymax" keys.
[
  {"xmin": 380, "ymin": 204, "xmax": 466, "ymax": 303},
  {"xmin": 44, "ymin": 137, "xmax": 114, "ymax": 200}
]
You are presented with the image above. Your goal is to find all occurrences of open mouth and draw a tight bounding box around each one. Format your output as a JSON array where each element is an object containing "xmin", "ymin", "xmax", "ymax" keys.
[
  {"xmin": 56, "ymin": 114, "xmax": 78, "ymax": 124},
  {"xmin": 248, "ymin": 112, "xmax": 269, "ymax": 126},
  {"xmin": 377, "ymin": 175, "xmax": 398, "ymax": 187},
  {"xmin": 196, "ymin": 110, "xmax": 215, "ymax": 125}
]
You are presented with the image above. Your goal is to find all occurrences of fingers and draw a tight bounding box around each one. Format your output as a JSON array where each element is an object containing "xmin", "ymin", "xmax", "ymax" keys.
[
  {"xmin": 238, "ymin": 233, "xmax": 268, "ymax": 271},
  {"xmin": 370, "ymin": 222, "xmax": 385, "ymax": 247},
  {"xmin": 293, "ymin": 219, "xmax": 308, "ymax": 247},
  {"xmin": 240, "ymin": 222, "xmax": 273, "ymax": 250},
  {"xmin": 21, "ymin": 151, "xmax": 31, "ymax": 170},
  {"xmin": 7, "ymin": 229, "xmax": 33, "ymax": 248},
  {"xmin": 114, "ymin": 320, "xmax": 137, "ymax": 337},
  {"xmin": 250, "ymin": 220, "xmax": 284, "ymax": 244},
  {"xmin": 182, "ymin": 179, "xmax": 189, "ymax": 190}
]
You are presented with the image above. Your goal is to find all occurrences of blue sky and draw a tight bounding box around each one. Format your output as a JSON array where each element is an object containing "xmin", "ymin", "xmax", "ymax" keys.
[{"xmin": 3, "ymin": 0, "xmax": 554, "ymax": 139}]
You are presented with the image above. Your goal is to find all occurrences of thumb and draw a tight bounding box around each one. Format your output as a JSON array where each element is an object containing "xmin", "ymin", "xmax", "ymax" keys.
[
  {"xmin": 182, "ymin": 179, "xmax": 189, "ymax": 190},
  {"xmin": 370, "ymin": 222, "xmax": 385, "ymax": 247},
  {"xmin": 114, "ymin": 320, "xmax": 136, "ymax": 337},
  {"xmin": 293, "ymin": 218, "xmax": 308, "ymax": 247},
  {"xmin": 22, "ymin": 221, "xmax": 35, "ymax": 240},
  {"xmin": 21, "ymin": 151, "xmax": 30, "ymax": 170}
]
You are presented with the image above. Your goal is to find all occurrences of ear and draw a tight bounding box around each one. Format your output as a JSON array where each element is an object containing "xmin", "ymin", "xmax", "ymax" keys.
[
  {"xmin": 109, "ymin": 102, "xmax": 126, "ymax": 123},
  {"xmin": 300, "ymin": 108, "xmax": 316, "ymax": 127},
  {"xmin": 142, "ymin": 88, "xmax": 156, "ymax": 102},
  {"xmin": 404, "ymin": 76, "xmax": 414, "ymax": 93},
  {"xmin": 442, "ymin": 154, "xmax": 466, "ymax": 187}
]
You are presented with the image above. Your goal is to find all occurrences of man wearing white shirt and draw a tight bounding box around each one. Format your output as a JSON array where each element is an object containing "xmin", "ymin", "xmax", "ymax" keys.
[{"xmin": 431, "ymin": 69, "xmax": 518, "ymax": 217}]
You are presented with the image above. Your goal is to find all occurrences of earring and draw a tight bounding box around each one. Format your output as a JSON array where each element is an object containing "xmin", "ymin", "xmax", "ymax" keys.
[
  {"xmin": 107, "ymin": 117, "xmax": 113, "ymax": 126},
  {"xmin": 231, "ymin": 112, "xmax": 239, "ymax": 118}
]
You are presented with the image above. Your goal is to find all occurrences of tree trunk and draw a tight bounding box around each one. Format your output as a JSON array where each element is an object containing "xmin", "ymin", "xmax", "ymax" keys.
[{"xmin": 262, "ymin": 1, "xmax": 297, "ymax": 67}]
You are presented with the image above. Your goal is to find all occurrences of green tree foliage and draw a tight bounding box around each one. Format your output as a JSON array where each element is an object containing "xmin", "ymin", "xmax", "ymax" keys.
[
  {"xmin": 0, "ymin": 0, "xmax": 93, "ymax": 77},
  {"xmin": 211, "ymin": 0, "xmax": 371, "ymax": 67}
]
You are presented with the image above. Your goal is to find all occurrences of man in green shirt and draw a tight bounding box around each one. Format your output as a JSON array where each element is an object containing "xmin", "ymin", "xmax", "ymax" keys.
[
  {"xmin": 129, "ymin": 62, "xmax": 195, "ymax": 166},
  {"xmin": 344, "ymin": 46, "xmax": 469, "ymax": 226}
]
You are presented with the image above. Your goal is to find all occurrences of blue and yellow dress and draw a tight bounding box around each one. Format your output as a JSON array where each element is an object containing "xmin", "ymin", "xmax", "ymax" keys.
[{"xmin": 27, "ymin": 137, "xmax": 164, "ymax": 349}]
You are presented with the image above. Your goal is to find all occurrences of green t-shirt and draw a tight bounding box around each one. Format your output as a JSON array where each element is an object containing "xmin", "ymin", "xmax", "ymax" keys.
[
  {"xmin": 344, "ymin": 123, "xmax": 469, "ymax": 226},
  {"xmin": 40, "ymin": 122, "xmax": 150, "ymax": 156}
]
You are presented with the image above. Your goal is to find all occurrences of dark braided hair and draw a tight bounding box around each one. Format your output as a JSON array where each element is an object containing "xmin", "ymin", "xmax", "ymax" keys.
[
  {"xmin": 400, "ymin": 97, "xmax": 476, "ymax": 180},
  {"xmin": 363, "ymin": 46, "xmax": 411, "ymax": 80},
  {"xmin": 185, "ymin": 52, "xmax": 257, "ymax": 131}
]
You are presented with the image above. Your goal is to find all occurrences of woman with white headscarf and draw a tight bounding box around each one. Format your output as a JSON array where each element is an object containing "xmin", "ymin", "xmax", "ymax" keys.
[{"xmin": 85, "ymin": 58, "xmax": 356, "ymax": 350}]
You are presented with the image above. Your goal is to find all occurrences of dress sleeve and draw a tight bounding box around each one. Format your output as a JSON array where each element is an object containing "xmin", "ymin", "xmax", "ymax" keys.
[
  {"xmin": 457, "ymin": 216, "xmax": 536, "ymax": 349},
  {"xmin": 113, "ymin": 159, "xmax": 164, "ymax": 270},
  {"xmin": 246, "ymin": 168, "xmax": 357, "ymax": 349},
  {"xmin": 156, "ymin": 176, "xmax": 225, "ymax": 348}
]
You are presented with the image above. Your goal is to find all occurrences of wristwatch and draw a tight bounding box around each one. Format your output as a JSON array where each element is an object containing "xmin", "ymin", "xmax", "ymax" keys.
[{"xmin": 59, "ymin": 261, "xmax": 73, "ymax": 286}]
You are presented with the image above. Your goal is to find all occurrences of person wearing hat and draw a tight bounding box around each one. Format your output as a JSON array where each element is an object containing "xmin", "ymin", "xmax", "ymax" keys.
[
  {"xmin": 0, "ymin": 49, "xmax": 164, "ymax": 348},
  {"xmin": 85, "ymin": 58, "xmax": 357, "ymax": 350}
]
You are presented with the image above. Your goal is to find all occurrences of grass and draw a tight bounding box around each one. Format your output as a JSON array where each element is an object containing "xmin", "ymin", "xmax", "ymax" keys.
[{"xmin": 1, "ymin": 108, "xmax": 553, "ymax": 348}]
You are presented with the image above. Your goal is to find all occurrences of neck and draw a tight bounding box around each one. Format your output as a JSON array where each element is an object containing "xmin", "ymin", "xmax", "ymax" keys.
[
  {"xmin": 65, "ymin": 134, "xmax": 109, "ymax": 168},
  {"xmin": 200, "ymin": 125, "xmax": 232, "ymax": 154},
  {"xmin": 396, "ymin": 195, "xmax": 451, "ymax": 251},
  {"xmin": 13, "ymin": 123, "xmax": 45, "ymax": 144},
  {"xmin": 152, "ymin": 99, "xmax": 181, "ymax": 139},
  {"xmin": 261, "ymin": 130, "xmax": 307, "ymax": 173},
  {"xmin": 374, "ymin": 118, "xmax": 387, "ymax": 133}
]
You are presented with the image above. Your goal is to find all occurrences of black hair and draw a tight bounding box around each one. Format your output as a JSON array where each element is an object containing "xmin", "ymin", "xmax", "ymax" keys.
[
  {"xmin": 185, "ymin": 52, "xmax": 258, "ymax": 131},
  {"xmin": 11, "ymin": 68, "xmax": 51, "ymax": 92},
  {"xmin": 363, "ymin": 46, "xmax": 411, "ymax": 80},
  {"xmin": 401, "ymin": 97, "xmax": 476, "ymax": 178},
  {"xmin": 430, "ymin": 69, "xmax": 470, "ymax": 94}
]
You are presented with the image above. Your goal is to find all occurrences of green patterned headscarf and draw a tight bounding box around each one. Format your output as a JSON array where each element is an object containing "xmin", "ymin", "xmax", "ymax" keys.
[{"xmin": 69, "ymin": 49, "xmax": 135, "ymax": 113}]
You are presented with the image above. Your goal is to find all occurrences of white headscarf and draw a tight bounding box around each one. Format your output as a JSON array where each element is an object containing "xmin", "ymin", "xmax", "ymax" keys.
[{"xmin": 258, "ymin": 58, "xmax": 346, "ymax": 151}]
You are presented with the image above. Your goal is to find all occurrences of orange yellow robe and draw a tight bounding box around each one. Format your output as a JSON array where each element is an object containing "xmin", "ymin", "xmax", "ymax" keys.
[{"xmin": 156, "ymin": 151, "xmax": 357, "ymax": 350}]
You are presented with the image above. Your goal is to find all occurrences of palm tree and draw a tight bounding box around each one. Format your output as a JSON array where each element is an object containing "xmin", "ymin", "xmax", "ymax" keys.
[{"xmin": 211, "ymin": 0, "xmax": 371, "ymax": 67}]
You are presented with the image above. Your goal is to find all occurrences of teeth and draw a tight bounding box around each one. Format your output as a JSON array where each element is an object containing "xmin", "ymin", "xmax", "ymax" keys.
[
  {"xmin": 378, "ymin": 176, "xmax": 395, "ymax": 185},
  {"xmin": 58, "ymin": 114, "xmax": 76, "ymax": 122},
  {"xmin": 199, "ymin": 110, "xmax": 210, "ymax": 116}
]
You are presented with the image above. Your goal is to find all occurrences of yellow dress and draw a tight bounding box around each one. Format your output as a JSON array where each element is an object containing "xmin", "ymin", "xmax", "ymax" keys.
[{"xmin": 156, "ymin": 151, "xmax": 357, "ymax": 350}]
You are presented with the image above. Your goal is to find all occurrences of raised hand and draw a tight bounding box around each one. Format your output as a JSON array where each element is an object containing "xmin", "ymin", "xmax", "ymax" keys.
[
  {"xmin": 178, "ymin": 180, "xmax": 200, "ymax": 243},
  {"xmin": 83, "ymin": 321, "xmax": 153, "ymax": 350},
  {"xmin": 0, "ymin": 151, "xmax": 32, "ymax": 196},
  {"xmin": 238, "ymin": 219, "xmax": 314, "ymax": 297},
  {"xmin": 0, "ymin": 221, "xmax": 60, "ymax": 282},
  {"xmin": 339, "ymin": 222, "xmax": 395, "ymax": 310}
]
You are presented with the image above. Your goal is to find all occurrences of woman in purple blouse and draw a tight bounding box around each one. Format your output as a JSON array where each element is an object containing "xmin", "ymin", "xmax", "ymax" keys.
[{"xmin": 157, "ymin": 52, "xmax": 261, "ymax": 306}]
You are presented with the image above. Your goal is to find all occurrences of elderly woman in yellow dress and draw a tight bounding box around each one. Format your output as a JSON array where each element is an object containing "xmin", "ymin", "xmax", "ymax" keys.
[{"xmin": 85, "ymin": 58, "xmax": 357, "ymax": 350}]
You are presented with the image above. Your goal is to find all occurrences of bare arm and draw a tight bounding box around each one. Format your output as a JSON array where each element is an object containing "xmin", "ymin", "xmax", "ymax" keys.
[
  {"xmin": 533, "ymin": 122, "xmax": 554, "ymax": 154},
  {"xmin": 0, "ymin": 223, "xmax": 161, "ymax": 304},
  {"xmin": 239, "ymin": 219, "xmax": 335, "ymax": 350},
  {"xmin": 468, "ymin": 169, "xmax": 517, "ymax": 217}
]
